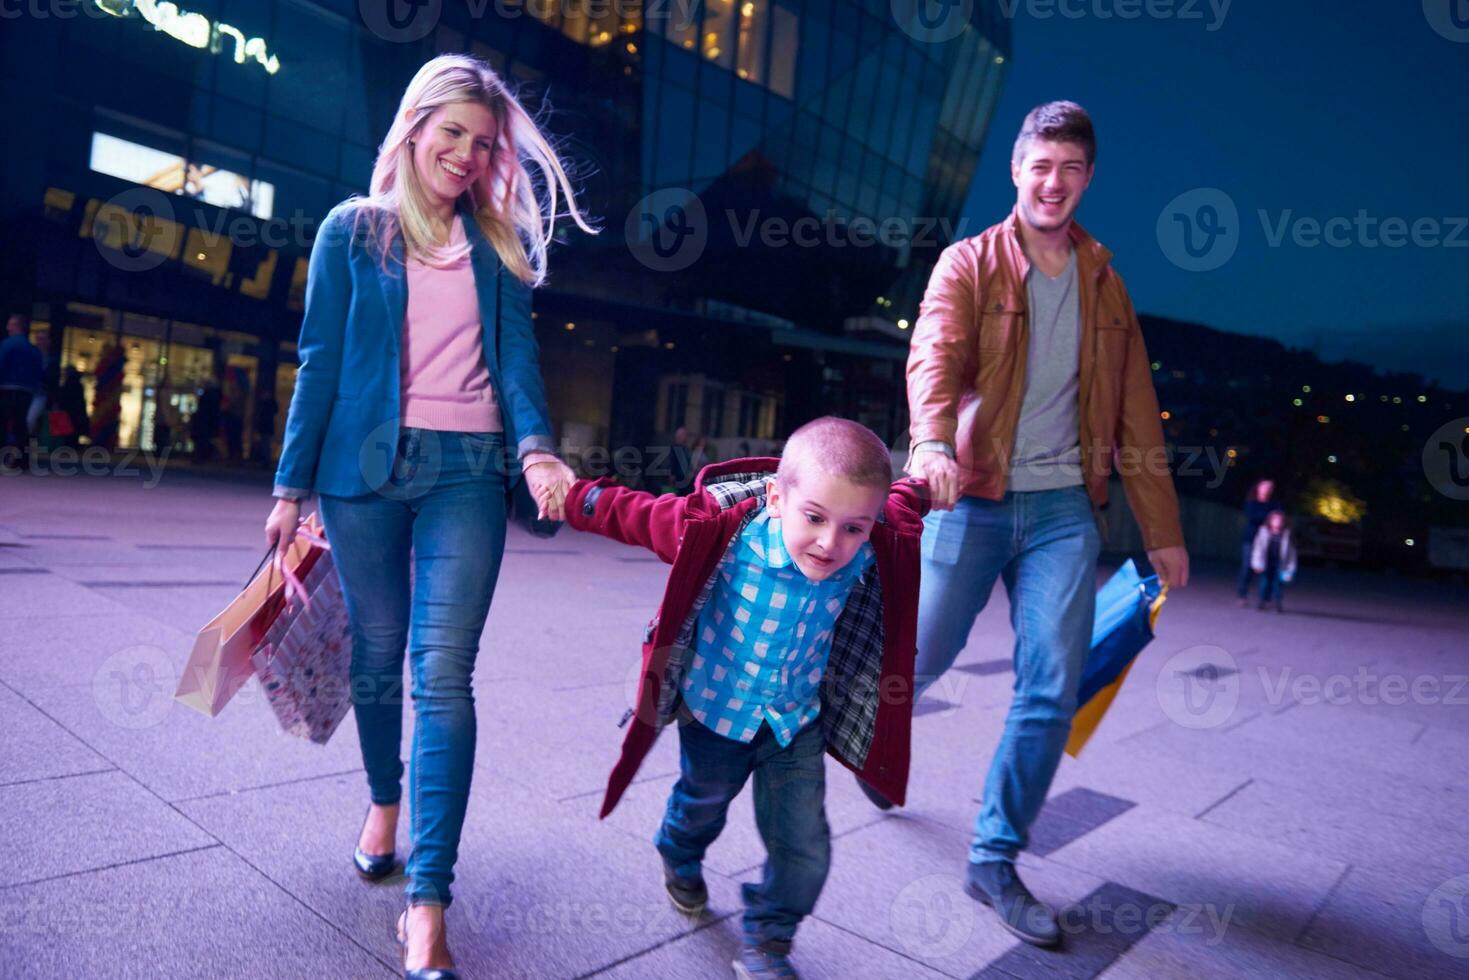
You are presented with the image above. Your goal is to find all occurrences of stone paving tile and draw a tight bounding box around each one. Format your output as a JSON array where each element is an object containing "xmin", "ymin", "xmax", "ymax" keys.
[
  {"xmin": 0, "ymin": 569, "xmax": 134, "ymax": 620},
  {"xmin": 0, "ymin": 681, "xmax": 113, "ymax": 786},
  {"xmin": 1044, "ymin": 806, "xmax": 1348, "ymax": 943},
  {"xmin": 21, "ymin": 672, "xmax": 369, "ymax": 803},
  {"xmin": 976, "ymin": 881, "xmax": 1174, "ymax": 979},
  {"xmin": 1200, "ymin": 777, "xmax": 1463, "ymax": 881},
  {"xmin": 0, "ymin": 847, "xmax": 395, "ymax": 978},
  {"xmin": 1297, "ymin": 864, "xmax": 1469, "ymax": 980},
  {"xmin": 1103, "ymin": 903, "xmax": 1392, "ymax": 980},
  {"xmin": 180, "ymin": 767, "xmax": 746, "ymax": 979},
  {"xmin": 1027, "ymin": 789, "xmax": 1137, "ymax": 858},
  {"xmin": 596, "ymin": 913, "xmax": 954, "ymax": 980},
  {"xmin": 3, "ymin": 770, "xmax": 216, "ymax": 886},
  {"xmin": 1115, "ymin": 722, "xmax": 1467, "ymax": 826},
  {"xmin": 0, "ymin": 611, "xmax": 193, "ymax": 693},
  {"xmin": 811, "ymin": 815, "xmax": 1111, "ymax": 978}
]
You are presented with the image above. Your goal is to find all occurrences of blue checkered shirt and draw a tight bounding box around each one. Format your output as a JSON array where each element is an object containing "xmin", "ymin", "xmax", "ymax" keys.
[{"xmin": 681, "ymin": 508, "xmax": 875, "ymax": 745}]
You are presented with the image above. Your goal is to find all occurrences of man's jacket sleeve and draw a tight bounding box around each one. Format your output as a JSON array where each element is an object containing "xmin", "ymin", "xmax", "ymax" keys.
[
  {"xmin": 1113, "ymin": 282, "xmax": 1185, "ymax": 551},
  {"xmin": 567, "ymin": 479, "xmax": 695, "ymax": 565},
  {"xmin": 906, "ymin": 241, "xmax": 979, "ymax": 448}
]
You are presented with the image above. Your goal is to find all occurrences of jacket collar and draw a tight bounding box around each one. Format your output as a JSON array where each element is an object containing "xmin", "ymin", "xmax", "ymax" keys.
[
  {"xmin": 694, "ymin": 456, "xmax": 780, "ymax": 495},
  {"xmin": 1001, "ymin": 206, "xmax": 1113, "ymax": 282},
  {"xmin": 741, "ymin": 509, "xmax": 794, "ymax": 569}
]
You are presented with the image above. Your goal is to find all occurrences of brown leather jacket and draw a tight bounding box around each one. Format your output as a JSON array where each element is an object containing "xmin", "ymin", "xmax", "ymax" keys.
[{"xmin": 906, "ymin": 209, "xmax": 1185, "ymax": 551}]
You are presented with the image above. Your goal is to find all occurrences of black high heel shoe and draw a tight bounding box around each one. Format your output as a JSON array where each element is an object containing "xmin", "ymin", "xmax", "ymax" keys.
[
  {"xmin": 397, "ymin": 908, "xmax": 459, "ymax": 980},
  {"xmin": 353, "ymin": 804, "xmax": 398, "ymax": 881}
]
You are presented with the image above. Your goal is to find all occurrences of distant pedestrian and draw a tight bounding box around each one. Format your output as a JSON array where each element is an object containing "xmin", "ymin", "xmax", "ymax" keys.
[
  {"xmin": 57, "ymin": 366, "xmax": 89, "ymax": 450},
  {"xmin": 1236, "ymin": 478, "xmax": 1277, "ymax": 605},
  {"xmin": 667, "ymin": 425, "xmax": 692, "ymax": 494},
  {"xmin": 252, "ymin": 391, "xmax": 278, "ymax": 464},
  {"xmin": 192, "ymin": 380, "xmax": 221, "ymax": 463},
  {"xmin": 1251, "ymin": 510, "xmax": 1297, "ymax": 612},
  {"xmin": 0, "ymin": 314, "xmax": 43, "ymax": 466},
  {"xmin": 27, "ymin": 330, "xmax": 57, "ymax": 437},
  {"xmin": 220, "ymin": 374, "xmax": 245, "ymax": 462}
]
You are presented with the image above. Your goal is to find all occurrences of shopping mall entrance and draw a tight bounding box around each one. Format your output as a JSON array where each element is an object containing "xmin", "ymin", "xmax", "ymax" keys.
[{"xmin": 34, "ymin": 301, "xmax": 297, "ymax": 462}]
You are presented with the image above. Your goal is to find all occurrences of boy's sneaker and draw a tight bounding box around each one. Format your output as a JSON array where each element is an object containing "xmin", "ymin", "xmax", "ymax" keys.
[
  {"xmin": 732, "ymin": 944, "xmax": 799, "ymax": 979},
  {"xmin": 661, "ymin": 858, "xmax": 708, "ymax": 915},
  {"xmin": 964, "ymin": 860, "xmax": 1061, "ymax": 947}
]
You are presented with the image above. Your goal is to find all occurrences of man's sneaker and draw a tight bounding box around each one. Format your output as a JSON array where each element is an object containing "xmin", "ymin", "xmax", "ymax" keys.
[
  {"xmin": 661, "ymin": 858, "xmax": 708, "ymax": 915},
  {"xmin": 732, "ymin": 944, "xmax": 798, "ymax": 979},
  {"xmin": 854, "ymin": 774, "xmax": 893, "ymax": 811},
  {"xmin": 964, "ymin": 860, "xmax": 1062, "ymax": 947}
]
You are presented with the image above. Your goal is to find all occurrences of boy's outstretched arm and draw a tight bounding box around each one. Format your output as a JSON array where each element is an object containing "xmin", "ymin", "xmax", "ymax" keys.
[{"xmin": 566, "ymin": 479, "xmax": 697, "ymax": 564}]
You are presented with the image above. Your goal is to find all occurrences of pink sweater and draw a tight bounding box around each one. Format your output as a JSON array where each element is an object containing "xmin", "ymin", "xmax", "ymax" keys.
[{"xmin": 399, "ymin": 216, "xmax": 502, "ymax": 433}]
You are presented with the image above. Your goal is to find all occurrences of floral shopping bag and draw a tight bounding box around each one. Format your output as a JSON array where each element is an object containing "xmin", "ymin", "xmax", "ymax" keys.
[{"xmin": 250, "ymin": 526, "xmax": 353, "ymax": 745}]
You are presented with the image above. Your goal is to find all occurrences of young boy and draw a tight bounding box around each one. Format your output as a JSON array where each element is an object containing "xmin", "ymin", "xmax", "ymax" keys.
[{"xmin": 566, "ymin": 417, "xmax": 929, "ymax": 980}]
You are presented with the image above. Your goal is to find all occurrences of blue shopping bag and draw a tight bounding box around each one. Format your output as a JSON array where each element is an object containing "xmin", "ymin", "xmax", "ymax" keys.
[{"xmin": 1065, "ymin": 559, "xmax": 1166, "ymax": 756}]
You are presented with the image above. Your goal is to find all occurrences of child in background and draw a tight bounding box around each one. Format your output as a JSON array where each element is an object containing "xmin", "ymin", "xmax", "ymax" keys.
[
  {"xmin": 566, "ymin": 417, "xmax": 929, "ymax": 980},
  {"xmin": 1251, "ymin": 510, "xmax": 1297, "ymax": 612}
]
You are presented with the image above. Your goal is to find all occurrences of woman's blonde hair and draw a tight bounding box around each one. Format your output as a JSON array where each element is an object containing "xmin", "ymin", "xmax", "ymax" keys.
[{"xmin": 346, "ymin": 54, "xmax": 595, "ymax": 284}]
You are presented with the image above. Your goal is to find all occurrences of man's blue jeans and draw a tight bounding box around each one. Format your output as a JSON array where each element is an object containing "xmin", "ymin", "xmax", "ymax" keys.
[
  {"xmin": 319, "ymin": 428, "xmax": 508, "ymax": 908},
  {"xmin": 655, "ymin": 718, "xmax": 830, "ymax": 953},
  {"xmin": 914, "ymin": 486, "xmax": 1100, "ymax": 865}
]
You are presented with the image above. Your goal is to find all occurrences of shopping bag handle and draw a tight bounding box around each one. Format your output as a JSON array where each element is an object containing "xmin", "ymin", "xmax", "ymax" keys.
[
  {"xmin": 245, "ymin": 545, "xmax": 274, "ymax": 588},
  {"xmin": 250, "ymin": 519, "xmax": 330, "ymax": 605}
]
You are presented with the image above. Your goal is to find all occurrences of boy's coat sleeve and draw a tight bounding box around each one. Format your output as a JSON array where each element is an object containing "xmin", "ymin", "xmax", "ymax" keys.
[{"xmin": 567, "ymin": 478, "xmax": 696, "ymax": 564}]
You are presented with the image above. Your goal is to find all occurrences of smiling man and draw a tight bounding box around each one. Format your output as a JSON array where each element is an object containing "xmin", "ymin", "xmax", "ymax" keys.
[{"xmin": 895, "ymin": 101, "xmax": 1189, "ymax": 947}]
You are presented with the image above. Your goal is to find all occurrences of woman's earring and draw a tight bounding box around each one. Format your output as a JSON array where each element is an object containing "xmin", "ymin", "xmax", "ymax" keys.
[{"xmin": 407, "ymin": 138, "xmax": 415, "ymax": 147}]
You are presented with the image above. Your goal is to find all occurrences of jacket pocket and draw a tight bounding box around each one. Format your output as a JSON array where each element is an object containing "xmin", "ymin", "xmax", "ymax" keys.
[{"xmin": 978, "ymin": 293, "xmax": 1025, "ymax": 352}]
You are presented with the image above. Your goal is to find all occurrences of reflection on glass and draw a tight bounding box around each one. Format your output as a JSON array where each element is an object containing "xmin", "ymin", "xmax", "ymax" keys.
[
  {"xmin": 703, "ymin": 0, "xmax": 735, "ymax": 67},
  {"xmin": 769, "ymin": 5, "xmax": 797, "ymax": 97},
  {"xmin": 89, "ymin": 133, "xmax": 274, "ymax": 218},
  {"xmin": 664, "ymin": 0, "xmax": 698, "ymax": 50},
  {"xmin": 736, "ymin": 0, "xmax": 767, "ymax": 83}
]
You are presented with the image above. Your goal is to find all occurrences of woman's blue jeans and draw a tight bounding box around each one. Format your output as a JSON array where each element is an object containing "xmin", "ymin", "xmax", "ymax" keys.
[
  {"xmin": 319, "ymin": 428, "xmax": 508, "ymax": 908},
  {"xmin": 913, "ymin": 486, "xmax": 1101, "ymax": 865}
]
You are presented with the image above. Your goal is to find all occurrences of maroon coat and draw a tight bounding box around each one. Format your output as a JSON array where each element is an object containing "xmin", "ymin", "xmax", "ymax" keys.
[{"xmin": 566, "ymin": 458, "xmax": 930, "ymax": 818}]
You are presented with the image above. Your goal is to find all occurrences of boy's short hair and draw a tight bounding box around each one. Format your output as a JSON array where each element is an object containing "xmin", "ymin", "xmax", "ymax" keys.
[
  {"xmin": 776, "ymin": 417, "xmax": 893, "ymax": 492},
  {"xmin": 1012, "ymin": 100, "xmax": 1096, "ymax": 168}
]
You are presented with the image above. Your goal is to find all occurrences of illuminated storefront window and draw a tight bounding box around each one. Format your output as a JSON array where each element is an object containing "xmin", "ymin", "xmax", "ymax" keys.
[{"xmin": 55, "ymin": 305, "xmax": 269, "ymax": 456}]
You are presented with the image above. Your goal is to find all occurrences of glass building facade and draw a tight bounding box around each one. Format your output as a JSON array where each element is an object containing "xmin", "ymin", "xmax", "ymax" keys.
[{"xmin": 0, "ymin": 0, "xmax": 1008, "ymax": 463}]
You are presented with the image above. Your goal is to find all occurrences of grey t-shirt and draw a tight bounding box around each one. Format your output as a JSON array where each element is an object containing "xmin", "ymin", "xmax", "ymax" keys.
[{"xmin": 1007, "ymin": 250, "xmax": 1084, "ymax": 491}]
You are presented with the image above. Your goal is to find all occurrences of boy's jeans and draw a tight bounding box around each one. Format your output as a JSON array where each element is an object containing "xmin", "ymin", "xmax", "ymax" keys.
[
  {"xmin": 319, "ymin": 429, "xmax": 508, "ymax": 908},
  {"xmin": 655, "ymin": 718, "xmax": 830, "ymax": 953},
  {"xmin": 1259, "ymin": 568, "xmax": 1284, "ymax": 605},
  {"xmin": 913, "ymin": 486, "xmax": 1100, "ymax": 865}
]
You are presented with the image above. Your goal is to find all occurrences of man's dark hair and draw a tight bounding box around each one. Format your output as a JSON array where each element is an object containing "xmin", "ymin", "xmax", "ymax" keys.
[{"xmin": 1012, "ymin": 101, "xmax": 1097, "ymax": 168}]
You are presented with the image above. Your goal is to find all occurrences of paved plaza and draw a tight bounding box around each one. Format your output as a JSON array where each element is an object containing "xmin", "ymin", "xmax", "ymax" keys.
[{"xmin": 1, "ymin": 465, "xmax": 1467, "ymax": 979}]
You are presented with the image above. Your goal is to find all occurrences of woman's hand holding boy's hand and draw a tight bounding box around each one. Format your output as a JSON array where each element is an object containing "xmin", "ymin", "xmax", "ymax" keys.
[{"xmin": 524, "ymin": 457, "xmax": 576, "ymax": 521}]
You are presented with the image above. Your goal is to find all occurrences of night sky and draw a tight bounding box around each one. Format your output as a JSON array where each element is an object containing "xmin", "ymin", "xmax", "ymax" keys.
[{"xmin": 960, "ymin": 0, "xmax": 1469, "ymax": 387}]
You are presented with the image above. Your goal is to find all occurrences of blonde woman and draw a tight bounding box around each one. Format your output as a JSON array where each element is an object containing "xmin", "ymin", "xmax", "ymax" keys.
[{"xmin": 264, "ymin": 55, "xmax": 594, "ymax": 979}]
